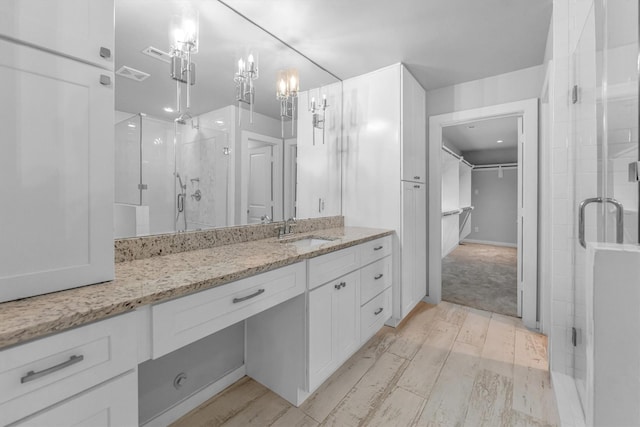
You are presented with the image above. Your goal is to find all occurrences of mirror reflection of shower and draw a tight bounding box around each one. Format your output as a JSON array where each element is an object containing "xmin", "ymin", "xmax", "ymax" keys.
[
  {"xmin": 114, "ymin": 113, "xmax": 231, "ymax": 237},
  {"xmin": 174, "ymin": 171, "xmax": 187, "ymax": 232}
]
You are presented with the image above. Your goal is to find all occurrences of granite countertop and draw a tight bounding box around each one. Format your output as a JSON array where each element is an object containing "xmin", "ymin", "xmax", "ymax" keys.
[{"xmin": 0, "ymin": 227, "xmax": 392, "ymax": 349}]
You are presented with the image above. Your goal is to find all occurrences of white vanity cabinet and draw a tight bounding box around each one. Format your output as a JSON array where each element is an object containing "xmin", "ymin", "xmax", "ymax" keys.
[
  {"xmin": 0, "ymin": 313, "xmax": 137, "ymax": 426},
  {"xmin": 0, "ymin": 2, "xmax": 114, "ymax": 303},
  {"xmin": 0, "ymin": 0, "xmax": 115, "ymax": 70},
  {"xmin": 308, "ymin": 269, "xmax": 360, "ymax": 391}
]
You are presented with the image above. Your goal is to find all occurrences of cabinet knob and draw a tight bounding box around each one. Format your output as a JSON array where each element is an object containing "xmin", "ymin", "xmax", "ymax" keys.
[
  {"xmin": 99, "ymin": 47, "xmax": 111, "ymax": 59},
  {"xmin": 99, "ymin": 75, "xmax": 112, "ymax": 86},
  {"xmin": 414, "ymin": 185, "xmax": 420, "ymax": 189},
  {"xmin": 374, "ymin": 273, "xmax": 384, "ymax": 280},
  {"xmin": 374, "ymin": 307, "xmax": 384, "ymax": 315},
  {"xmin": 334, "ymin": 281, "xmax": 346, "ymax": 290},
  {"xmin": 414, "ymin": 176, "xmax": 420, "ymax": 180}
]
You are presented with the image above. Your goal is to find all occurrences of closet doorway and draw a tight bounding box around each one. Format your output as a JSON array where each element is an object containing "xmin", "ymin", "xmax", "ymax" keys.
[
  {"xmin": 427, "ymin": 99, "xmax": 538, "ymax": 329},
  {"xmin": 441, "ymin": 117, "xmax": 519, "ymax": 317}
]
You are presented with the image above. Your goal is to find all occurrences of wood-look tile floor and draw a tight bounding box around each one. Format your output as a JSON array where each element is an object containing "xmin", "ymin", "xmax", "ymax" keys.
[{"xmin": 171, "ymin": 302, "xmax": 559, "ymax": 427}]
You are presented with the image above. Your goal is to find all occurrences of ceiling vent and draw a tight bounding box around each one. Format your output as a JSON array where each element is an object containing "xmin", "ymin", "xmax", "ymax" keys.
[
  {"xmin": 116, "ymin": 66, "xmax": 150, "ymax": 82},
  {"xmin": 142, "ymin": 46, "xmax": 172, "ymax": 63}
]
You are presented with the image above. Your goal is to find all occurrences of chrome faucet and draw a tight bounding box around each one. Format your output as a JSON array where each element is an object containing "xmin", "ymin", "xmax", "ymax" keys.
[
  {"xmin": 279, "ymin": 217, "xmax": 297, "ymax": 238},
  {"xmin": 260, "ymin": 215, "xmax": 272, "ymax": 224}
]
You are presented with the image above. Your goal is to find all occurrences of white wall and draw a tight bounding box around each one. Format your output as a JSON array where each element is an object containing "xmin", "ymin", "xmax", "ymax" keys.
[
  {"xmin": 426, "ymin": 65, "xmax": 545, "ymax": 118},
  {"xmin": 466, "ymin": 169, "xmax": 518, "ymax": 246}
]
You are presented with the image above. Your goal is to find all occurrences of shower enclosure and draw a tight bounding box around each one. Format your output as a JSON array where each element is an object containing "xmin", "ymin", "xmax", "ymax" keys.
[
  {"xmin": 114, "ymin": 114, "xmax": 230, "ymax": 237},
  {"xmin": 569, "ymin": 0, "xmax": 639, "ymax": 421}
]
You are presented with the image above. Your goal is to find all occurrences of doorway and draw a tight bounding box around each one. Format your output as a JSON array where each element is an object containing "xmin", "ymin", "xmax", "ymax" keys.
[
  {"xmin": 440, "ymin": 116, "xmax": 519, "ymax": 317},
  {"xmin": 241, "ymin": 131, "xmax": 283, "ymax": 224},
  {"xmin": 428, "ymin": 99, "xmax": 539, "ymax": 329}
]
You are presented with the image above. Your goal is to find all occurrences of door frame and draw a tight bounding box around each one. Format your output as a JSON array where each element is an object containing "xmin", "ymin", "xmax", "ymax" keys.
[{"xmin": 427, "ymin": 98, "xmax": 539, "ymax": 329}]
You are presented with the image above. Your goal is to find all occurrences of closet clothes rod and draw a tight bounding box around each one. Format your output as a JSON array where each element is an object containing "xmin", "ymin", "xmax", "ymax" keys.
[
  {"xmin": 473, "ymin": 163, "xmax": 518, "ymax": 171},
  {"xmin": 440, "ymin": 146, "xmax": 478, "ymax": 168},
  {"xmin": 442, "ymin": 208, "xmax": 462, "ymax": 217}
]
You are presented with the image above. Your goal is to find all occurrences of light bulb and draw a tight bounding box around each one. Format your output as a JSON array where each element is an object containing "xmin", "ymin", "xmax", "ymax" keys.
[
  {"xmin": 289, "ymin": 75, "xmax": 297, "ymax": 91},
  {"xmin": 279, "ymin": 79, "xmax": 287, "ymax": 96},
  {"xmin": 238, "ymin": 58, "xmax": 245, "ymax": 73}
]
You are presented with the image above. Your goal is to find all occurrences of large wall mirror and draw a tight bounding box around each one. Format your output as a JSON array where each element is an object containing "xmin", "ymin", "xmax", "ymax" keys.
[{"xmin": 114, "ymin": 0, "xmax": 342, "ymax": 238}]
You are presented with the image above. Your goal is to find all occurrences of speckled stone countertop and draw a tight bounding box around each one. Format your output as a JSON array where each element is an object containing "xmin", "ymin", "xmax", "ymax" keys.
[{"xmin": 0, "ymin": 226, "xmax": 392, "ymax": 350}]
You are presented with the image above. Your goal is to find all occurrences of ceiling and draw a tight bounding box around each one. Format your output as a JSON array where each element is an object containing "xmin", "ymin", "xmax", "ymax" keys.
[
  {"xmin": 222, "ymin": 0, "xmax": 553, "ymax": 90},
  {"xmin": 443, "ymin": 116, "xmax": 518, "ymax": 152},
  {"xmin": 115, "ymin": 0, "xmax": 340, "ymax": 121},
  {"xmin": 115, "ymin": 0, "xmax": 552, "ymax": 121}
]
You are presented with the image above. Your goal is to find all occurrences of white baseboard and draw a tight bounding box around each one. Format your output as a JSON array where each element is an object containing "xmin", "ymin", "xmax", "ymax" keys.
[
  {"xmin": 461, "ymin": 239, "xmax": 517, "ymax": 248},
  {"xmin": 143, "ymin": 365, "xmax": 246, "ymax": 427},
  {"xmin": 550, "ymin": 371, "xmax": 586, "ymax": 427}
]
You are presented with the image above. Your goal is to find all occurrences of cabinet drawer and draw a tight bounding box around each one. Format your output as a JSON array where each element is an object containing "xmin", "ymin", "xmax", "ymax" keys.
[
  {"xmin": 152, "ymin": 262, "xmax": 306, "ymax": 358},
  {"xmin": 308, "ymin": 246, "xmax": 360, "ymax": 290},
  {"xmin": 0, "ymin": 313, "xmax": 137, "ymax": 426},
  {"xmin": 359, "ymin": 236, "xmax": 392, "ymax": 266},
  {"xmin": 360, "ymin": 287, "xmax": 392, "ymax": 344},
  {"xmin": 360, "ymin": 256, "xmax": 392, "ymax": 305},
  {"xmin": 15, "ymin": 371, "xmax": 137, "ymax": 426}
]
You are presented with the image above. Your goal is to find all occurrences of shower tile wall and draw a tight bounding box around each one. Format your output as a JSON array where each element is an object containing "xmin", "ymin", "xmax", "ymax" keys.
[{"xmin": 176, "ymin": 125, "xmax": 230, "ymax": 230}]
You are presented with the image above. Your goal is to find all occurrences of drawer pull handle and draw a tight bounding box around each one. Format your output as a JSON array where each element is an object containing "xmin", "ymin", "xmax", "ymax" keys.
[
  {"xmin": 21, "ymin": 355, "xmax": 84, "ymax": 384},
  {"xmin": 374, "ymin": 308, "xmax": 384, "ymax": 315},
  {"xmin": 374, "ymin": 273, "xmax": 384, "ymax": 280},
  {"xmin": 414, "ymin": 176, "xmax": 421, "ymax": 180},
  {"xmin": 233, "ymin": 288, "xmax": 265, "ymax": 303},
  {"xmin": 334, "ymin": 282, "xmax": 346, "ymax": 290},
  {"xmin": 373, "ymin": 246, "xmax": 383, "ymax": 251}
]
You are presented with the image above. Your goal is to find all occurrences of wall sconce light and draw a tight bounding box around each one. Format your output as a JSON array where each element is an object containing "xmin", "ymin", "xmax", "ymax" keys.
[
  {"xmin": 276, "ymin": 68, "xmax": 299, "ymax": 137},
  {"xmin": 169, "ymin": 8, "xmax": 199, "ymax": 118},
  {"xmin": 234, "ymin": 52, "xmax": 258, "ymax": 124},
  {"xmin": 309, "ymin": 91, "xmax": 329, "ymax": 145}
]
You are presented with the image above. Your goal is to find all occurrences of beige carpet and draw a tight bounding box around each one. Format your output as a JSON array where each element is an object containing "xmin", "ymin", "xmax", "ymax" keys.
[{"xmin": 442, "ymin": 242, "xmax": 518, "ymax": 317}]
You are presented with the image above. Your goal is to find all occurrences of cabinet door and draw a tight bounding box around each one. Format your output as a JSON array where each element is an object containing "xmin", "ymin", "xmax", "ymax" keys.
[
  {"xmin": 308, "ymin": 271, "xmax": 360, "ymax": 391},
  {"xmin": 336, "ymin": 271, "xmax": 360, "ymax": 361},
  {"xmin": 0, "ymin": 40, "xmax": 114, "ymax": 302},
  {"xmin": 0, "ymin": 0, "xmax": 114, "ymax": 70},
  {"xmin": 401, "ymin": 67, "xmax": 426, "ymax": 182},
  {"xmin": 412, "ymin": 184, "xmax": 427, "ymax": 303},
  {"xmin": 308, "ymin": 281, "xmax": 336, "ymax": 391},
  {"xmin": 401, "ymin": 182, "xmax": 427, "ymax": 317}
]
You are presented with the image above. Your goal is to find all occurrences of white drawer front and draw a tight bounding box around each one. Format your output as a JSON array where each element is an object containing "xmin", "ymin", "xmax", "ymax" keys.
[
  {"xmin": 15, "ymin": 371, "xmax": 138, "ymax": 427},
  {"xmin": 360, "ymin": 255, "xmax": 392, "ymax": 305},
  {"xmin": 152, "ymin": 262, "xmax": 306, "ymax": 358},
  {"xmin": 308, "ymin": 246, "xmax": 360, "ymax": 290},
  {"xmin": 0, "ymin": 313, "xmax": 137, "ymax": 426},
  {"xmin": 360, "ymin": 287, "xmax": 392, "ymax": 344},
  {"xmin": 359, "ymin": 236, "xmax": 392, "ymax": 267}
]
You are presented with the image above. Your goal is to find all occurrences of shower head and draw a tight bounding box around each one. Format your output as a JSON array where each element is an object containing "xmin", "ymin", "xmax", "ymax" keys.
[{"xmin": 174, "ymin": 112, "xmax": 192, "ymax": 125}]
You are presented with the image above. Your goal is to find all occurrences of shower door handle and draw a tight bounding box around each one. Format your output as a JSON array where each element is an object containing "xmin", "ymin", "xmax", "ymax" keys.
[
  {"xmin": 578, "ymin": 197, "xmax": 624, "ymax": 248},
  {"xmin": 177, "ymin": 193, "xmax": 184, "ymax": 213}
]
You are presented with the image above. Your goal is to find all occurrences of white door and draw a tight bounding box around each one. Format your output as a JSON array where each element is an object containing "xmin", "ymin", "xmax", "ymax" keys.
[
  {"xmin": 516, "ymin": 116, "xmax": 524, "ymax": 317},
  {"xmin": 247, "ymin": 145, "xmax": 272, "ymax": 224}
]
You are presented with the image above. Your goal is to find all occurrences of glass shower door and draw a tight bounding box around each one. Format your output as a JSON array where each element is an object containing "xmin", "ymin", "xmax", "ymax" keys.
[{"xmin": 570, "ymin": 0, "xmax": 639, "ymax": 413}]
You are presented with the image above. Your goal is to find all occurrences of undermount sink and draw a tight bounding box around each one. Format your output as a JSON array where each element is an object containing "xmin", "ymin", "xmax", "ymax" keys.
[{"xmin": 280, "ymin": 236, "xmax": 333, "ymax": 248}]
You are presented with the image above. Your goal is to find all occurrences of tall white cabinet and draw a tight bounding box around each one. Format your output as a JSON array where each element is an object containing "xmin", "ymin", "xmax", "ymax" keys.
[
  {"xmin": 0, "ymin": 0, "xmax": 115, "ymax": 302},
  {"xmin": 343, "ymin": 64, "xmax": 427, "ymax": 324}
]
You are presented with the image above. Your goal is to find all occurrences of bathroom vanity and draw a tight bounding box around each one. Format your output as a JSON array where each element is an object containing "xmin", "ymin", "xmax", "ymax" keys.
[{"xmin": 0, "ymin": 221, "xmax": 393, "ymax": 426}]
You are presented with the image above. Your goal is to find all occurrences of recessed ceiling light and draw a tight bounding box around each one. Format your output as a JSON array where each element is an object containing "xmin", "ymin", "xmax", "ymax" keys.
[
  {"xmin": 127, "ymin": 123, "xmax": 136, "ymax": 128},
  {"xmin": 163, "ymin": 107, "xmax": 174, "ymax": 113},
  {"xmin": 497, "ymin": 140, "xmax": 503, "ymax": 144},
  {"xmin": 214, "ymin": 120, "xmax": 224, "ymax": 125}
]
